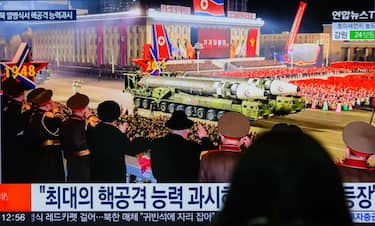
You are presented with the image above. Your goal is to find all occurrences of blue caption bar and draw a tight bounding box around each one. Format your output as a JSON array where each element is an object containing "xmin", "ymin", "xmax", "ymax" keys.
[{"xmin": 0, "ymin": 10, "xmax": 76, "ymax": 21}]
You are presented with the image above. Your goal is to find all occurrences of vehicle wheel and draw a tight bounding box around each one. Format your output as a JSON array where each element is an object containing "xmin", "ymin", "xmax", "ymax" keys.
[
  {"xmin": 160, "ymin": 102, "xmax": 167, "ymax": 112},
  {"xmin": 176, "ymin": 105, "xmax": 185, "ymax": 111},
  {"xmin": 206, "ymin": 109, "xmax": 217, "ymax": 121},
  {"xmin": 134, "ymin": 98, "xmax": 141, "ymax": 108},
  {"xmin": 197, "ymin": 108, "xmax": 205, "ymax": 119},
  {"xmin": 142, "ymin": 99, "xmax": 149, "ymax": 109},
  {"xmin": 185, "ymin": 106, "xmax": 193, "ymax": 117},
  {"xmin": 217, "ymin": 111, "xmax": 225, "ymax": 120},
  {"xmin": 168, "ymin": 103, "xmax": 176, "ymax": 113}
]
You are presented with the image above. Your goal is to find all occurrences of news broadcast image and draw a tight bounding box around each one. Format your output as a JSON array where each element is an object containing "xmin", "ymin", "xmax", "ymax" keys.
[{"xmin": 0, "ymin": 0, "xmax": 375, "ymax": 225}]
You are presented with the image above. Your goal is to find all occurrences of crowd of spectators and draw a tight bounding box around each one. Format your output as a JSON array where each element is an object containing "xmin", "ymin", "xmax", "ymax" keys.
[
  {"xmin": 209, "ymin": 61, "xmax": 375, "ymax": 79},
  {"xmin": 291, "ymin": 73, "xmax": 375, "ymax": 111},
  {"xmin": 231, "ymin": 59, "xmax": 283, "ymax": 68},
  {"xmin": 120, "ymin": 112, "xmax": 220, "ymax": 146},
  {"xmin": 165, "ymin": 61, "xmax": 221, "ymax": 72}
]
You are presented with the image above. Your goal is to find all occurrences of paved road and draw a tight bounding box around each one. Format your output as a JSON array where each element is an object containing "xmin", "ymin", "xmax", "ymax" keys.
[{"xmin": 39, "ymin": 74, "xmax": 374, "ymax": 162}]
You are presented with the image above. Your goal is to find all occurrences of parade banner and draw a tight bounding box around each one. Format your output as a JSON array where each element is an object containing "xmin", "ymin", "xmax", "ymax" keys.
[
  {"xmin": 284, "ymin": 1, "xmax": 307, "ymax": 61},
  {"xmin": 198, "ymin": 28, "xmax": 230, "ymax": 58},
  {"xmin": 0, "ymin": 183, "xmax": 374, "ymax": 224},
  {"xmin": 193, "ymin": 0, "xmax": 225, "ymax": 17},
  {"xmin": 246, "ymin": 29, "xmax": 258, "ymax": 57},
  {"xmin": 97, "ymin": 25, "xmax": 103, "ymax": 65},
  {"xmin": 120, "ymin": 23, "xmax": 127, "ymax": 66}
]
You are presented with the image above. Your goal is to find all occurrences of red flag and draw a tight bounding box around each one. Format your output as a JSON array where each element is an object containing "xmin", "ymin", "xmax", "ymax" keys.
[
  {"xmin": 120, "ymin": 23, "xmax": 127, "ymax": 66},
  {"xmin": 246, "ymin": 29, "xmax": 258, "ymax": 57},
  {"xmin": 284, "ymin": 1, "xmax": 307, "ymax": 61},
  {"xmin": 97, "ymin": 25, "xmax": 103, "ymax": 65}
]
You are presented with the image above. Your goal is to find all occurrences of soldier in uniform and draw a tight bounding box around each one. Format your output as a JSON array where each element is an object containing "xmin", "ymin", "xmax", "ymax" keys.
[
  {"xmin": 336, "ymin": 121, "xmax": 375, "ymax": 182},
  {"xmin": 199, "ymin": 112, "xmax": 252, "ymax": 182},
  {"xmin": 1, "ymin": 78, "xmax": 28, "ymax": 182},
  {"xmin": 61, "ymin": 93, "xmax": 92, "ymax": 182},
  {"xmin": 23, "ymin": 88, "xmax": 65, "ymax": 182}
]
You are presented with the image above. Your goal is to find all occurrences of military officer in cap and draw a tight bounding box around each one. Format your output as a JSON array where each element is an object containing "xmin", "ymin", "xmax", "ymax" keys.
[
  {"xmin": 336, "ymin": 121, "xmax": 375, "ymax": 182},
  {"xmin": 199, "ymin": 112, "xmax": 252, "ymax": 182},
  {"xmin": 1, "ymin": 78, "xmax": 29, "ymax": 182},
  {"xmin": 23, "ymin": 88, "xmax": 65, "ymax": 182},
  {"xmin": 61, "ymin": 93, "xmax": 93, "ymax": 182},
  {"xmin": 150, "ymin": 110, "xmax": 213, "ymax": 182}
]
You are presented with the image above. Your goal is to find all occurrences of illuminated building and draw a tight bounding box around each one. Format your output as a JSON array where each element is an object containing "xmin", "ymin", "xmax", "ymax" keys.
[
  {"xmin": 260, "ymin": 32, "xmax": 330, "ymax": 64},
  {"xmin": 29, "ymin": 5, "xmax": 263, "ymax": 66},
  {"xmin": 226, "ymin": 0, "xmax": 248, "ymax": 12},
  {"xmin": 323, "ymin": 24, "xmax": 375, "ymax": 62},
  {"xmin": 102, "ymin": 0, "xmax": 140, "ymax": 13}
]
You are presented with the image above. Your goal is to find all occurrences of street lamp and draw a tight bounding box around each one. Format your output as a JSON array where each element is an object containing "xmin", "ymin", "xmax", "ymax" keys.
[{"xmin": 194, "ymin": 42, "xmax": 203, "ymax": 75}]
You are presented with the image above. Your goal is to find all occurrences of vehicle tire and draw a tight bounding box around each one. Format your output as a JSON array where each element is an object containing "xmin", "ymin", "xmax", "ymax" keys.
[
  {"xmin": 159, "ymin": 102, "xmax": 168, "ymax": 112},
  {"xmin": 168, "ymin": 103, "xmax": 176, "ymax": 113},
  {"xmin": 142, "ymin": 99, "xmax": 149, "ymax": 109},
  {"xmin": 185, "ymin": 106, "xmax": 193, "ymax": 117},
  {"xmin": 217, "ymin": 111, "xmax": 225, "ymax": 120},
  {"xmin": 134, "ymin": 98, "xmax": 141, "ymax": 108},
  {"xmin": 176, "ymin": 105, "xmax": 185, "ymax": 111},
  {"xmin": 197, "ymin": 108, "xmax": 205, "ymax": 119},
  {"xmin": 206, "ymin": 109, "xmax": 217, "ymax": 121}
]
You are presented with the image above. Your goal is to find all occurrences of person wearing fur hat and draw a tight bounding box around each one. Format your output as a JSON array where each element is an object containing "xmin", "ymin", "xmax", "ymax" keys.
[
  {"xmin": 150, "ymin": 110, "xmax": 213, "ymax": 182},
  {"xmin": 23, "ymin": 88, "xmax": 65, "ymax": 182},
  {"xmin": 61, "ymin": 93, "xmax": 93, "ymax": 182},
  {"xmin": 336, "ymin": 121, "xmax": 375, "ymax": 182},
  {"xmin": 86, "ymin": 100, "xmax": 135, "ymax": 182},
  {"xmin": 1, "ymin": 78, "xmax": 29, "ymax": 182},
  {"xmin": 199, "ymin": 112, "xmax": 253, "ymax": 182}
]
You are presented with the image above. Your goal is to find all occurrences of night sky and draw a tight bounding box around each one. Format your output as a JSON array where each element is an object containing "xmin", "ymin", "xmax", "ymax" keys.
[{"xmin": 148, "ymin": 0, "xmax": 375, "ymax": 34}]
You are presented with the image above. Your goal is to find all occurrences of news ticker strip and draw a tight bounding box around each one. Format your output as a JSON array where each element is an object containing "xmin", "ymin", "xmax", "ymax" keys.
[
  {"xmin": 0, "ymin": 183, "xmax": 374, "ymax": 223},
  {"xmin": 0, "ymin": 211, "xmax": 217, "ymax": 224},
  {"xmin": 0, "ymin": 10, "xmax": 76, "ymax": 21}
]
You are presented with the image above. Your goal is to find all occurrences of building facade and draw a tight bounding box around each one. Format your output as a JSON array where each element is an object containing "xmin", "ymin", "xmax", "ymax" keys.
[
  {"xmin": 226, "ymin": 0, "xmax": 248, "ymax": 12},
  {"xmin": 102, "ymin": 0, "xmax": 140, "ymax": 13},
  {"xmin": 260, "ymin": 24, "xmax": 375, "ymax": 65},
  {"xmin": 260, "ymin": 32, "xmax": 330, "ymax": 65},
  {"xmin": 29, "ymin": 7, "xmax": 263, "ymax": 66},
  {"xmin": 322, "ymin": 24, "xmax": 375, "ymax": 62}
]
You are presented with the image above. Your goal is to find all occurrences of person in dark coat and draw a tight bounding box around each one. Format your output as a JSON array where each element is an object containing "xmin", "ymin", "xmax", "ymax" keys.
[
  {"xmin": 336, "ymin": 121, "xmax": 375, "ymax": 182},
  {"xmin": 61, "ymin": 93, "xmax": 92, "ymax": 182},
  {"xmin": 1, "ymin": 78, "xmax": 29, "ymax": 182},
  {"xmin": 199, "ymin": 112, "xmax": 252, "ymax": 182},
  {"xmin": 23, "ymin": 88, "xmax": 65, "ymax": 182},
  {"xmin": 87, "ymin": 100, "xmax": 133, "ymax": 182},
  {"xmin": 215, "ymin": 124, "xmax": 353, "ymax": 226},
  {"xmin": 150, "ymin": 110, "xmax": 212, "ymax": 182}
]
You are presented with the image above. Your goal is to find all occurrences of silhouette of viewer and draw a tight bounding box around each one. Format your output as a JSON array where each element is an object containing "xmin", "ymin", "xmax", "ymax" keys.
[{"xmin": 215, "ymin": 124, "xmax": 353, "ymax": 226}]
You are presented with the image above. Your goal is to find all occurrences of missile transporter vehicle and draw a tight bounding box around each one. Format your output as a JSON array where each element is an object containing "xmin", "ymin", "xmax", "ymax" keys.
[
  {"xmin": 123, "ymin": 73, "xmax": 304, "ymax": 120},
  {"xmin": 124, "ymin": 73, "xmax": 275, "ymax": 120},
  {"xmin": 179, "ymin": 74, "xmax": 304, "ymax": 115}
]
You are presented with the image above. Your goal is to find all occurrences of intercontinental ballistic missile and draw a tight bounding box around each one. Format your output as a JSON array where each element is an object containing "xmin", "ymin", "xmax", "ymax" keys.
[
  {"xmin": 178, "ymin": 74, "xmax": 299, "ymax": 96},
  {"xmin": 138, "ymin": 76, "xmax": 266, "ymax": 100}
]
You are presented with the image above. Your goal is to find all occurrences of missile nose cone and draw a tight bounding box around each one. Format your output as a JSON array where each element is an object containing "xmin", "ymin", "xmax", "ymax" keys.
[
  {"xmin": 270, "ymin": 80, "xmax": 298, "ymax": 95},
  {"xmin": 236, "ymin": 83, "xmax": 265, "ymax": 99}
]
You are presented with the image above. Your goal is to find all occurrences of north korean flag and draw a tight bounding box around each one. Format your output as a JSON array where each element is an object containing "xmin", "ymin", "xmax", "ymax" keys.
[
  {"xmin": 193, "ymin": 0, "xmax": 225, "ymax": 17},
  {"xmin": 152, "ymin": 24, "xmax": 172, "ymax": 60}
]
